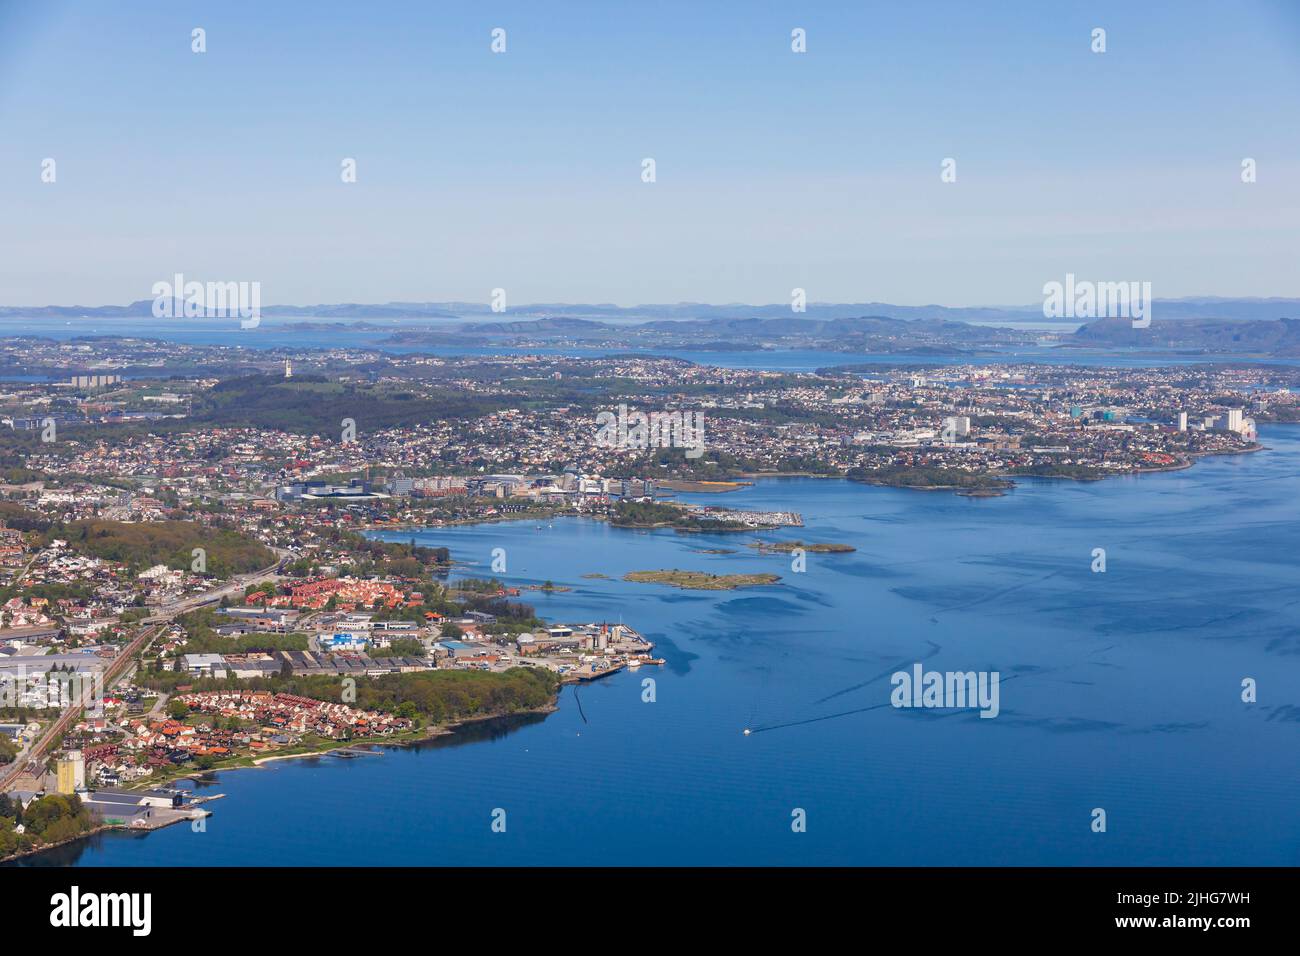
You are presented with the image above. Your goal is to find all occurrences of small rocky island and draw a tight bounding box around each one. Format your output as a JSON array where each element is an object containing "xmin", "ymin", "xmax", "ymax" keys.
[
  {"xmin": 623, "ymin": 569, "xmax": 781, "ymax": 590},
  {"xmin": 747, "ymin": 540, "xmax": 855, "ymax": 554}
]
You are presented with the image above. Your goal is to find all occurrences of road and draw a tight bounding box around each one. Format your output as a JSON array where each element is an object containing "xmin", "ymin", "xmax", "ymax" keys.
[
  {"xmin": 0, "ymin": 622, "xmax": 161, "ymax": 792},
  {"xmin": 6, "ymin": 548, "xmax": 44, "ymax": 590},
  {"xmin": 0, "ymin": 552, "xmax": 290, "ymax": 793},
  {"xmin": 140, "ymin": 550, "xmax": 292, "ymax": 623}
]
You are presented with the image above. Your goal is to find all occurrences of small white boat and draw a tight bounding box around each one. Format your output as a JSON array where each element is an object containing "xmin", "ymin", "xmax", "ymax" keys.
[{"xmin": 626, "ymin": 659, "xmax": 642, "ymax": 669}]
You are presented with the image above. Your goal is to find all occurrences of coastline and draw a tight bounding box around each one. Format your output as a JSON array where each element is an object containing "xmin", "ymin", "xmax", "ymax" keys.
[
  {"xmin": 2, "ymin": 702, "xmax": 564, "ymax": 864},
  {"xmin": 4, "ymin": 429, "xmax": 1295, "ymax": 868},
  {"xmin": 847, "ymin": 442, "xmax": 1265, "ymax": 495},
  {"xmin": 848, "ymin": 477, "xmax": 1013, "ymax": 493},
  {"xmin": 371, "ymin": 445, "xmax": 1268, "ymax": 536},
  {"xmin": 135, "ymin": 701, "xmax": 563, "ymax": 789},
  {"xmin": 26, "ymin": 442, "xmax": 1264, "ymax": 862},
  {"xmin": 654, "ymin": 479, "xmax": 752, "ymax": 493},
  {"xmin": 1, "ymin": 823, "xmax": 120, "ymax": 865},
  {"xmin": 355, "ymin": 441, "xmax": 1274, "ymax": 543}
]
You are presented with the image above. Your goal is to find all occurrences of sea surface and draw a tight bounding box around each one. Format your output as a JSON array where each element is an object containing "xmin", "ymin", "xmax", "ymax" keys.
[{"xmin": 18, "ymin": 426, "xmax": 1300, "ymax": 866}]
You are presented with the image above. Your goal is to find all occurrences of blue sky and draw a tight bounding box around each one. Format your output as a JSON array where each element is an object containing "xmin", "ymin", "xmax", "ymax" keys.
[{"xmin": 1, "ymin": 0, "xmax": 1298, "ymax": 307}]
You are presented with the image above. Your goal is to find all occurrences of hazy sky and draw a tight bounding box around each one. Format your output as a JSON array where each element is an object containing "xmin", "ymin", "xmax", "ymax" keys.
[{"xmin": 1, "ymin": 0, "xmax": 1298, "ymax": 307}]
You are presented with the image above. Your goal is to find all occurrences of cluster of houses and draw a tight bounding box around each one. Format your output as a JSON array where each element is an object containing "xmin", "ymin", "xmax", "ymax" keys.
[
  {"xmin": 0, "ymin": 524, "xmax": 26, "ymax": 575},
  {"xmin": 1, "ymin": 596, "xmax": 59, "ymax": 633},
  {"xmin": 50, "ymin": 691, "xmax": 416, "ymax": 788},
  {"xmin": 135, "ymin": 563, "xmax": 203, "ymax": 606},
  {"xmin": 253, "ymin": 576, "xmax": 421, "ymax": 612},
  {"xmin": 0, "ymin": 535, "xmax": 178, "ymax": 645},
  {"xmin": 170, "ymin": 691, "xmax": 413, "ymax": 742}
]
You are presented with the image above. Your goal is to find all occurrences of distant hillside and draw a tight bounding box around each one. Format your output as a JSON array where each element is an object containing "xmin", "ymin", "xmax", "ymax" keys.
[
  {"xmin": 192, "ymin": 374, "xmax": 511, "ymax": 434},
  {"xmin": 1072, "ymin": 316, "xmax": 1300, "ymax": 354},
  {"xmin": 467, "ymin": 317, "xmax": 611, "ymax": 334},
  {"xmin": 5, "ymin": 297, "xmax": 1298, "ymax": 324},
  {"xmin": 0, "ymin": 300, "xmax": 460, "ymax": 320},
  {"xmin": 420, "ymin": 313, "xmax": 1028, "ymax": 353},
  {"xmin": 0, "ymin": 501, "xmax": 51, "ymax": 533},
  {"xmin": 635, "ymin": 315, "xmax": 999, "ymax": 339},
  {"xmin": 58, "ymin": 520, "xmax": 274, "ymax": 577}
]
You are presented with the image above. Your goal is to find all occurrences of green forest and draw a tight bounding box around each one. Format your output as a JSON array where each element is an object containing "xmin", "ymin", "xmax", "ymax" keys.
[
  {"xmin": 54, "ymin": 519, "xmax": 275, "ymax": 576},
  {"xmin": 846, "ymin": 465, "xmax": 1013, "ymax": 490},
  {"xmin": 139, "ymin": 666, "xmax": 560, "ymax": 726},
  {"xmin": 283, "ymin": 667, "xmax": 560, "ymax": 723},
  {"xmin": 0, "ymin": 792, "xmax": 95, "ymax": 858},
  {"xmin": 610, "ymin": 500, "xmax": 749, "ymax": 530},
  {"xmin": 193, "ymin": 374, "xmax": 511, "ymax": 435}
]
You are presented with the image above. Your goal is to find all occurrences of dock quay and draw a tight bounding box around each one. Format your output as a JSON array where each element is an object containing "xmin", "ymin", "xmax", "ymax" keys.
[{"xmin": 565, "ymin": 655, "xmax": 666, "ymax": 683}]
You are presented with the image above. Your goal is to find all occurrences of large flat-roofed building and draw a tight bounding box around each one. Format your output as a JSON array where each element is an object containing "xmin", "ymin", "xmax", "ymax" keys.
[
  {"xmin": 0, "ymin": 652, "xmax": 104, "ymax": 679},
  {"xmin": 436, "ymin": 640, "xmax": 492, "ymax": 660},
  {"xmin": 0, "ymin": 625, "xmax": 63, "ymax": 646},
  {"xmin": 278, "ymin": 479, "xmax": 390, "ymax": 502},
  {"xmin": 69, "ymin": 374, "xmax": 121, "ymax": 389},
  {"xmin": 182, "ymin": 653, "xmax": 228, "ymax": 678},
  {"xmin": 221, "ymin": 656, "xmax": 282, "ymax": 679},
  {"xmin": 220, "ymin": 607, "xmax": 300, "ymax": 626},
  {"xmin": 943, "ymin": 415, "xmax": 971, "ymax": 438},
  {"xmin": 317, "ymin": 631, "xmax": 370, "ymax": 651},
  {"xmin": 80, "ymin": 787, "xmax": 183, "ymax": 826}
]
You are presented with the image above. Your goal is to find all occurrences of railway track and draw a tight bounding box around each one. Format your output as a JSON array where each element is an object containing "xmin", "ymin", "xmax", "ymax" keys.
[{"xmin": 0, "ymin": 553, "xmax": 289, "ymax": 792}]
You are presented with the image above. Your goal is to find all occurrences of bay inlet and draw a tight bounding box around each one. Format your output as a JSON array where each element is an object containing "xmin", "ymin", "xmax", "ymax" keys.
[{"xmin": 18, "ymin": 426, "xmax": 1300, "ymax": 867}]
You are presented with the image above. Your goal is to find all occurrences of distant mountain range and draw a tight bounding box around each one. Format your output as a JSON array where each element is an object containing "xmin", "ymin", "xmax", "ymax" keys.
[
  {"xmin": 2, "ymin": 297, "xmax": 1297, "ymax": 324},
  {"xmin": 386, "ymin": 313, "xmax": 1036, "ymax": 355},
  {"xmin": 0, "ymin": 299, "xmax": 461, "ymax": 321},
  {"xmin": 1071, "ymin": 316, "xmax": 1300, "ymax": 356}
]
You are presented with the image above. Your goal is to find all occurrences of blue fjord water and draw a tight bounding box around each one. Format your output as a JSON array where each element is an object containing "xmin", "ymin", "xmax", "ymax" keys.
[{"xmin": 21, "ymin": 427, "xmax": 1300, "ymax": 866}]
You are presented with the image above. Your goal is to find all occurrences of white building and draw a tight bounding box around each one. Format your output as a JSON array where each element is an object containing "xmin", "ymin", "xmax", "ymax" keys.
[{"xmin": 182, "ymin": 653, "xmax": 228, "ymax": 678}]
